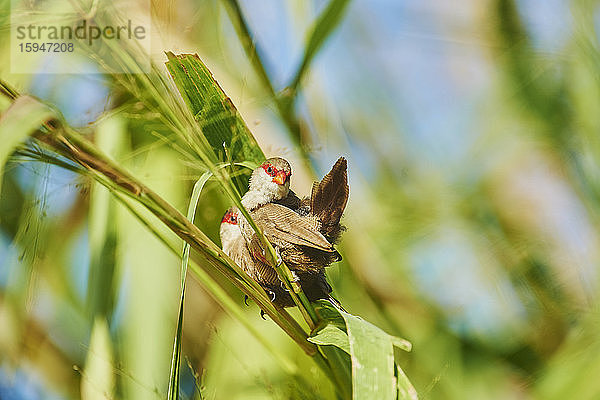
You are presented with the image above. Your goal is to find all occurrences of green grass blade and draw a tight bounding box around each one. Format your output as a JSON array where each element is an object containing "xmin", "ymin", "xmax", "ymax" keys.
[
  {"xmin": 168, "ymin": 170, "xmax": 212, "ymax": 400},
  {"xmin": 167, "ymin": 298, "xmax": 184, "ymax": 400},
  {"xmin": 0, "ymin": 80, "xmax": 19, "ymax": 100},
  {"xmin": 182, "ymin": 171, "xmax": 213, "ymax": 285},
  {"xmin": 0, "ymin": 95, "xmax": 56, "ymax": 193},
  {"xmin": 221, "ymin": 0, "xmax": 278, "ymax": 100},
  {"xmin": 288, "ymin": 0, "xmax": 351, "ymax": 92},
  {"xmin": 221, "ymin": 0, "xmax": 309, "ymax": 158},
  {"xmin": 167, "ymin": 162, "xmax": 255, "ymax": 398}
]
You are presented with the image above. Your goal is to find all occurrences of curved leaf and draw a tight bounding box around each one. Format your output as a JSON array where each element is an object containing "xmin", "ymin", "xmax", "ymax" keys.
[{"xmin": 308, "ymin": 324, "xmax": 351, "ymax": 355}]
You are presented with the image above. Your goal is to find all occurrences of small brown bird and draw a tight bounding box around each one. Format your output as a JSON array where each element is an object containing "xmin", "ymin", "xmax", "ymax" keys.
[
  {"xmin": 220, "ymin": 208, "xmax": 274, "ymax": 285},
  {"xmin": 239, "ymin": 157, "xmax": 348, "ymax": 274},
  {"xmin": 220, "ymin": 207, "xmax": 332, "ymax": 307}
]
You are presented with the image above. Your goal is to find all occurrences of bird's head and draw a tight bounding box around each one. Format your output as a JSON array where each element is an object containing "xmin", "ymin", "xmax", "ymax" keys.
[
  {"xmin": 248, "ymin": 157, "xmax": 292, "ymax": 202},
  {"xmin": 219, "ymin": 207, "xmax": 241, "ymax": 251},
  {"xmin": 221, "ymin": 207, "xmax": 239, "ymax": 225}
]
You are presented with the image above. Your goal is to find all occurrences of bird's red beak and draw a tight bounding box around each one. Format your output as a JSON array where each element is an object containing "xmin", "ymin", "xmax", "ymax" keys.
[{"xmin": 272, "ymin": 171, "xmax": 287, "ymax": 185}]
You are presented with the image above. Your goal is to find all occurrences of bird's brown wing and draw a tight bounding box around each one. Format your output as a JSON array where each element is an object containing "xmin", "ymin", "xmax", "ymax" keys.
[
  {"xmin": 229, "ymin": 234, "xmax": 282, "ymax": 286},
  {"xmin": 228, "ymin": 235, "xmax": 256, "ymax": 274},
  {"xmin": 252, "ymin": 203, "xmax": 335, "ymax": 252}
]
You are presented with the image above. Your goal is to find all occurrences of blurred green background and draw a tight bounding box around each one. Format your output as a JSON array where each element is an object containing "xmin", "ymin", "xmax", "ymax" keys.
[{"xmin": 2, "ymin": 0, "xmax": 600, "ymax": 398}]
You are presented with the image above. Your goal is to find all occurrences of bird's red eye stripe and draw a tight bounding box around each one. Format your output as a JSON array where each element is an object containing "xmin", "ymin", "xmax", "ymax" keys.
[
  {"xmin": 221, "ymin": 213, "xmax": 230, "ymax": 223},
  {"xmin": 261, "ymin": 163, "xmax": 290, "ymax": 178},
  {"xmin": 221, "ymin": 212, "xmax": 238, "ymax": 224},
  {"xmin": 261, "ymin": 163, "xmax": 278, "ymax": 177}
]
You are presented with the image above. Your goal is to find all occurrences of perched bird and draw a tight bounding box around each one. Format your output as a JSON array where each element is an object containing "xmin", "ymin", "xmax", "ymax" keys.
[
  {"xmin": 220, "ymin": 207, "xmax": 332, "ymax": 308},
  {"xmin": 239, "ymin": 157, "xmax": 348, "ymax": 274},
  {"xmin": 220, "ymin": 207, "xmax": 273, "ymax": 285}
]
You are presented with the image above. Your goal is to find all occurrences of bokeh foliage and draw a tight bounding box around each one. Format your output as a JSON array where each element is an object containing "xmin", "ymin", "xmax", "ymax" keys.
[{"xmin": 2, "ymin": 0, "xmax": 600, "ymax": 399}]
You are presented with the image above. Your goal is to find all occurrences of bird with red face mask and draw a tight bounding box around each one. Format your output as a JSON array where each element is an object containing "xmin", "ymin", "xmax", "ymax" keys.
[
  {"xmin": 219, "ymin": 206, "xmax": 332, "ymax": 308},
  {"xmin": 238, "ymin": 157, "xmax": 347, "ymax": 274},
  {"xmin": 240, "ymin": 157, "xmax": 293, "ymax": 211},
  {"xmin": 219, "ymin": 208, "xmax": 265, "ymax": 283}
]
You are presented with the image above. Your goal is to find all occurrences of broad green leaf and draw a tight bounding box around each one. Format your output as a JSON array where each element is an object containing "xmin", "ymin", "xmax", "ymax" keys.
[
  {"xmin": 0, "ymin": 95, "xmax": 55, "ymax": 194},
  {"xmin": 167, "ymin": 299, "xmax": 184, "ymax": 400},
  {"xmin": 308, "ymin": 324, "xmax": 351, "ymax": 355},
  {"xmin": 314, "ymin": 300, "xmax": 416, "ymax": 399},
  {"xmin": 343, "ymin": 312, "xmax": 396, "ymax": 400},
  {"xmin": 165, "ymin": 52, "xmax": 265, "ymax": 193}
]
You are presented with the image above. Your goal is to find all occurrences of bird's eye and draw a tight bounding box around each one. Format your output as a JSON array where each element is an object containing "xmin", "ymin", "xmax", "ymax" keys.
[{"xmin": 266, "ymin": 166, "xmax": 273, "ymax": 174}]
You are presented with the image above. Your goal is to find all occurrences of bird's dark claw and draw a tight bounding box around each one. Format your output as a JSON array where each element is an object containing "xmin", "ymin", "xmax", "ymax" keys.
[
  {"xmin": 260, "ymin": 310, "xmax": 267, "ymax": 320},
  {"xmin": 244, "ymin": 295, "xmax": 250, "ymax": 306}
]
